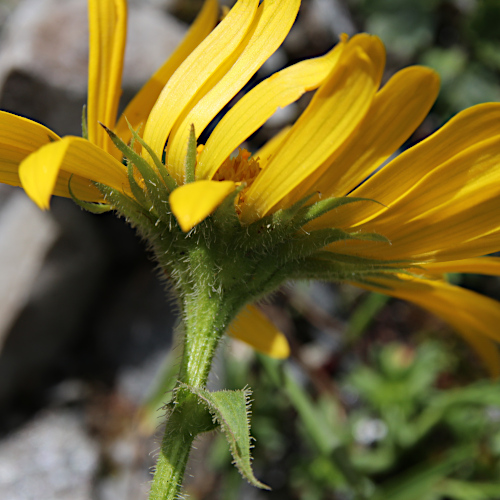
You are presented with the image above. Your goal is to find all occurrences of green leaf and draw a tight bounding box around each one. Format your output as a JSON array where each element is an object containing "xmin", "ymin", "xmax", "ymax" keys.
[
  {"xmin": 373, "ymin": 446, "xmax": 474, "ymax": 500},
  {"xmin": 437, "ymin": 479, "xmax": 500, "ymax": 500},
  {"xmin": 346, "ymin": 292, "xmax": 390, "ymax": 342},
  {"xmin": 281, "ymin": 364, "xmax": 342, "ymax": 455},
  {"xmin": 181, "ymin": 384, "xmax": 270, "ymax": 490}
]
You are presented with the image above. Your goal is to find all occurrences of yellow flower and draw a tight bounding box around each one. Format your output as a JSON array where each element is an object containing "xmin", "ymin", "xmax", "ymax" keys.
[{"xmin": 1, "ymin": 0, "xmax": 500, "ymax": 374}]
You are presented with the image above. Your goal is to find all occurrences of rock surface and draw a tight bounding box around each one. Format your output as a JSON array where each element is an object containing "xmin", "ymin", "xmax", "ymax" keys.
[
  {"xmin": 0, "ymin": 410, "xmax": 99, "ymax": 500},
  {"xmin": 0, "ymin": 0, "xmax": 187, "ymax": 135}
]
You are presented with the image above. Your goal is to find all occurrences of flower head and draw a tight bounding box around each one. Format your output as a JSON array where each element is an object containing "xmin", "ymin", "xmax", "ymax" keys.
[{"xmin": 1, "ymin": 0, "xmax": 500, "ymax": 373}]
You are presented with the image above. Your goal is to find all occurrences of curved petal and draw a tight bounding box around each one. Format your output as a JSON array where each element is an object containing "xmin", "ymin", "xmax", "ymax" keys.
[
  {"xmin": 240, "ymin": 34, "xmax": 385, "ymax": 224},
  {"xmin": 229, "ymin": 304, "xmax": 290, "ymax": 359},
  {"xmin": 19, "ymin": 136, "xmax": 128, "ymax": 209},
  {"xmin": 254, "ymin": 125, "xmax": 291, "ymax": 170},
  {"xmin": 19, "ymin": 138, "xmax": 70, "ymax": 209},
  {"xmin": 454, "ymin": 328, "xmax": 500, "ymax": 378},
  {"xmin": 168, "ymin": 0, "xmax": 300, "ymax": 182},
  {"xmin": 327, "ymin": 134, "xmax": 500, "ymax": 262},
  {"xmin": 197, "ymin": 42, "xmax": 343, "ymax": 180},
  {"xmin": 296, "ymin": 66, "xmax": 440, "ymax": 205},
  {"xmin": 330, "ymin": 102, "xmax": 500, "ymax": 230},
  {"xmin": 87, "ymin": 0, "xmax": 127, "ymax": 153},
  {"xmin": 359, "ymin": 275, "xmax": 500, "ymax": 376},
  {"xmin": 0, "ymin": 111, "xmax": 59, "ymax": 187},
  {"xmin": 114, "ymin": 0, "xmax": 219, "ymax": 143},
  {"xmin": 422, "ymin": 257, "xmax": 500, "ymax": 276},
  {"xmin": 169, "ymin": 179, "xmax": 235, "ymax": 232},
  {"xmin": 53, "ymin": 171, "xmax": 104, "ymax": 202},
  {"xmin": 142, "ymin": 0, "xmax": 259, "ymax": 173}
]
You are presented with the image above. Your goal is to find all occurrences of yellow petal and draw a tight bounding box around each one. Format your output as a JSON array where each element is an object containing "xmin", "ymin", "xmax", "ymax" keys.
[
  {"xmin": 0, "ymin": 111, "xmax": 59, "ymax": 187},
  {"xmin": 0, "ymin": 112, "xmax": 103, "ymax": 202},
  {"xmin": 360, "ymin": 276, "xmax": 500, "ymax": 376},
  {"xmin": 331, "ymin": 134, "xmax": 500, "ymax": 262},
  {"xmin": 19, "ymin": 136, "xmax": 128, "ymax": 209},
  {"xmin": 455, "ymin": 327, "xmax": 500, "ymax": 379},
  {"xmin": 142, "ymin": 0, "xmax": 259, "ymax": 174},
  {"xmin": 53, "ymin": 172, "xmax": 104, "ymax": 202},
  {"xmin": 87, "ymin": 0, "xmax": 127, "ymax": 153},
  {"xmin": 114, "ymin": 0, "xmax": 219, "ymax": 143},
  {"xmin": 240, "ymin": 34, "xmax": 385, "ymax": 223},
  {"xmin": 298, "ymin": 66, "xmax": 440, "ymax": 204},
  {"xmin": 229, "ymin": 304, "xmax": 290, "ymax": 359},
  {"xmin": 168, "ymin": 0, "xmax": 300, "ymax": 182},
  {"xmin": 197, "ymin": 42, "xmax": 343, "ymax": 180},
  {"xmin": 331, "ymin": 102, "xmax": 500, "ymax": 231},
  {"xmin": 169, "ymin": 180, "xmax": 235, "ymax": 232},
  {"xmin": 19, "ymin": 138, "xmax": 71, "ymax": 209},
  {"xmin": 254, "ymin": 126, "xmax": 292, "ymax": 170},
  {"xmin": 422, "ymin": 257, "xmax": 500, "ymax": 276}
]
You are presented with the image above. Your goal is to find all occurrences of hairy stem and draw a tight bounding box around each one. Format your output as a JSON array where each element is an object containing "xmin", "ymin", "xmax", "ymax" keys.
[{"xmin": 148, "ymin": 249, "xmax": 240, "ymax": 500}]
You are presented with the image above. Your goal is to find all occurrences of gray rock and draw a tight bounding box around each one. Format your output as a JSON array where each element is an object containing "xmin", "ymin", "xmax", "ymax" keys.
[
  {"xmin": 0, "ymin": 0, "xmax": 186, "ymax": 415},
  {"xmin": 0, "ymin": 410, "xmax": 99, "ymax": 500},
  {"xmin": 0, "ymin": 0, "xmax": 187, "ymax": 135},
  {"xmin": 0, "ymin": 193, "xmax": 108, "ymax": 416},
  {"xmin": 0, "ymin": 186, "xmax": 59, "ymax": 351},
  {"xmin": 123, "ymin": 2, "xmax": 188, "ymax": 91}
]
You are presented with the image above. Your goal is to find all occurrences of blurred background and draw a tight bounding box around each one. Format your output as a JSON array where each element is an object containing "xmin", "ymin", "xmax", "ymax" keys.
[{"xmin": 0, "ymin": 0, "xmax": 499, "ymax": 498}]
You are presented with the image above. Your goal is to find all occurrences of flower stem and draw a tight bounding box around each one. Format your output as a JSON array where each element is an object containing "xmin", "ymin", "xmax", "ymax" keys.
[
  {"xmin": 148, "ymin": 409, "xmax": 196, "ymax": 500},
  {"xmin": 148, "ymin": 247, "xmax": 240, "ymax": 499}
]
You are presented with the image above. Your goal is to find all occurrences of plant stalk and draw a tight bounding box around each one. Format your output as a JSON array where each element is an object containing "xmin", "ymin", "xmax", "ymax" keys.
[{"xmin": 148, "ymin": 264, "xmax": 239, "ymax": 500}]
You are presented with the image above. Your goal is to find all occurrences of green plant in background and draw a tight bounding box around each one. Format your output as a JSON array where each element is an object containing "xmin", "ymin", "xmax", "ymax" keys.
[
  {"xmin": 1, "ymin": 0, "xmax": 500, "ymax": 498},
  {"xmin": 204, "ymin": 337, "xmax": 500, "ymax": 499},
  {"xmin": 349, "ymin": 0, "xmax": 500, "ymax": 116}
]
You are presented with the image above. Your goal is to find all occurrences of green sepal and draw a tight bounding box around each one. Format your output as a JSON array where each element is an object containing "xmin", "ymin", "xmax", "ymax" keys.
[
  {"xmin": 100, "ymin": 123, "xmax": 171, "ymax": 218},
  {"xmin": 237, "ymin": 196, "xmax": 384, "ymax": 256},
  {"xmin": 213, "ymin": 184, "xmax": 246, "ymax": 232},
  {"xmin": 284, "ymin": 256, "xmax": 404, "ymax": 282},
  {"xmin": 96, "ymin": 183, "xmax": 156, "ymax": 233},
  {"xmin": 238, "ymin": 194, "xmax": 316, "ymax": 252},
  {"xmin": 276, "ymin": 228, "xmax": 388, "ymax": 262},
  {"xmin": 125, "ymin": 119, "xmax": 177, "ymax": 193},
  {"xmin": 295, "ymin": 196, "xmax": 382, "ymax": 227},
  {"xmin": 100, "ymin": 123, "xmax": 164, "ymax": 192},
  {"xmin": 126, "ymin": 161, "xmax": 150, "ymax": 209},
  {"xmin": 184, "ymin": 124, "xmax": 197, "ymax": 184},
  {"xmin": 351, "ymin": 273, "xmax": 407, "ymax": 290},
  {"xmin": 180, "ymin": 384, "xmax": 270, "ymax": 490},
  {"xmin": 313, "ymin": 251, "xmax": 410, "ymax": 268},
  {"xmin": 68, "ymin": 175, "xmax": 112, "ymax": 214},
  {"xmin": 81, "ymin": 104, "xmax": 88, "ymax": 140},
  {"xmin": 274, "ymin": 192, "xmax": 318, "ymax": 226},
  {"xmin": 350, "ymin": 231, "xmax": 390, "ymax": 243}
]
